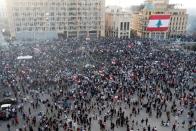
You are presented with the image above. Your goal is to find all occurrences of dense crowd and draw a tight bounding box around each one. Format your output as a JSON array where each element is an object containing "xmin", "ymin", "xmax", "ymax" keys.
[{"xmin": 0, "ymin": 37, "xmax": 195, "ymax": 131}]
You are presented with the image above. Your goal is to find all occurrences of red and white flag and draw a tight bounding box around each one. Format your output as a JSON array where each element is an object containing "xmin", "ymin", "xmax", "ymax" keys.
[{"xmin": 146, "ymin": 15, "xmax": 171, "ymax": 31}]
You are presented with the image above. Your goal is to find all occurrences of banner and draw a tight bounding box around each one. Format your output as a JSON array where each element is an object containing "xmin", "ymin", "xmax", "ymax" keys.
[{"xmin": 147, "ymin": 15, "xmax": 171, "ymax": 31}]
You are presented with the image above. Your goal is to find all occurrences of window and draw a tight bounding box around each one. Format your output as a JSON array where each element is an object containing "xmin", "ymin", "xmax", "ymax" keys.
[
  {"xmin": 127, "ymin": 22, "xmax": 129, "ymax": 30},
  {"xmin": 50, "ymin": 12, "xmax": 54, "ymax": 16},
  {"xmin": 16, "ymin": 27, "xmax": 20, "ymax": 31},
  {"xmin": 29, "ymin": 27, "xmax": 32, "ymax": 31},
  {"xmin": 124, "ymin": 22, "xmax": 126, "ymax": 30},
  {"xmin": 120, "ymin": 22, "xmax": 123, "ymax": 30}
]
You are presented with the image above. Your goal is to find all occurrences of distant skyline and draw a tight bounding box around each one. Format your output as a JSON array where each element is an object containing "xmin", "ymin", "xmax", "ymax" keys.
[{"xmin": 106, "ymin": 0, "xmax": 196, "ymax": 8}]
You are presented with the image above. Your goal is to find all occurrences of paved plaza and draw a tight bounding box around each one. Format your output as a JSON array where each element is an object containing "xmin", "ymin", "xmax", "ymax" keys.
[
  {"xmin": 0, "ymin": 88, "xmax": 193, "ymax": 131},
  {"xmin": 0, "ymin": 38, "xmax": 195, "ymax": 131}
]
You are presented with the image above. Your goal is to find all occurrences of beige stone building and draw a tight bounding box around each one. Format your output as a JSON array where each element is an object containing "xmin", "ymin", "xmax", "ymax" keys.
[
  {"xmin": 0, "ymin": 3, "xmax": 8, "ymax": 31},
  {"xmin": 131, "ymin": 0, "xmax": 188, "ymax": 39},
  {"xmin": 105, "ymin": 7, "xmax": 131, "ymax": 38},
  {"xmin": 6, "ymin": 0, "xmax": 105, "ymax": 40}
]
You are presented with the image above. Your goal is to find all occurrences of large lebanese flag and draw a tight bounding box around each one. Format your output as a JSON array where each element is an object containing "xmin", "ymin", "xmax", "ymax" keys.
[{"xmin": 146, "ymin": 15, "xmax": 171, "ymax": 31}]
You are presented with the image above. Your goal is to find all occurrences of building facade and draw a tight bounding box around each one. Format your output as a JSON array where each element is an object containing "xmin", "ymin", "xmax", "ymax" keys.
[
  {"xmin": 105, "ymin": 7, "xmax": 131, "ymax": 38},
  {"xmin": 131, "ymin": 0, "xmax": 188, "ymax": 39},
  {"xmin": 0, "ymin": 3, "xmax": 8, "ymax": 31},
  {"xmin": 6, "ymin": 0, "xmax": 105, "ymax": 40}
]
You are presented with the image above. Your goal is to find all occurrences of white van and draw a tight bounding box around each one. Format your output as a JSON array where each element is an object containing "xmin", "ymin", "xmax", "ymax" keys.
[{"xmin": 0, "ymin": 104, "xmax": 11, "ymax": 110}]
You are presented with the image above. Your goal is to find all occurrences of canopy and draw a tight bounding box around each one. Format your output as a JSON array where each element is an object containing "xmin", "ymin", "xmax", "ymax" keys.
[{"xmin": 17, "ymin": 55, "xmax": 33, "ymax": 60}]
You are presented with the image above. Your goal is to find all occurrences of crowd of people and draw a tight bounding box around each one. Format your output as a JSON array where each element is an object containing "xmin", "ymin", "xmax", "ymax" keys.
[{"xmin": 0, "ymin": 37, "xmax": 195, "ymax": 131}]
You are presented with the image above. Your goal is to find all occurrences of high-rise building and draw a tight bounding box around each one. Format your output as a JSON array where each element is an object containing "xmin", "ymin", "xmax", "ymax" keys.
[
  {"xmin": 6, "ymin": 0, "xmax": 105, "ymax": 40},
  {"xmin": 105, "ymin": 7, "xmax": 131, "ymax": 38},
  {"xmin": 0, "ymin": 2, "xmax": 8, "ymax": 31},
  {"xmin": 131, "ymin": 0, "xmax": 188, "ymax": 39}
]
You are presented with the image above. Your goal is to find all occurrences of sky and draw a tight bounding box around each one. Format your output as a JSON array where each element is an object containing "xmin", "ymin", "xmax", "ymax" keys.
[
  {"xmin": 0, "ymin": 0, "xmax": 5, "ymax": 8},
  {"xmin": 0, "ymin": 0, "xmax": 196, "ymax": 9}
]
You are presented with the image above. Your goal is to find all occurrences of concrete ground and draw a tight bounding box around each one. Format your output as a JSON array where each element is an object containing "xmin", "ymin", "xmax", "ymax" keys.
[{"xmin": 0, "ymin": 87, "xmax": 191, "ymax": 131}]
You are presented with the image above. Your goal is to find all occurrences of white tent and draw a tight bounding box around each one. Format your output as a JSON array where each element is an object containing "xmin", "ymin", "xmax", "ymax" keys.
[{"xmin": 17, "ymin": 55, "xmax": 33, "ymax": 60}]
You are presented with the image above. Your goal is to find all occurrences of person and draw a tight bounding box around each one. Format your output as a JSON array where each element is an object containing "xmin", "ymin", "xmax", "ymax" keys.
[
  {"xmin": 161, "ymin": 120, "xmax": 164, "ymax": 126},
  {"xmin": 172, "ymin": 123, "xmax": 176, "ymax": 131},
  {"xmin": 145, "ymin": 118, "xmax": 148, "ymax": 125},
  {"xmin": 111, "ymin": 122, "xmax": 115, "ymax": 130},
  {"xmin": 182, "ymin": 120, "xmax": 185, "ymax": 128},
  {"xmin": 147, "ymin": 125, "xmax": 151, "ymax": 131},
  {"xmin": 7, "ymin": 123, "xmax": 10, "ymax": 131},
  {"xmin": 29, "ymin": 125, "xmax": 33, "ymax": 131}
]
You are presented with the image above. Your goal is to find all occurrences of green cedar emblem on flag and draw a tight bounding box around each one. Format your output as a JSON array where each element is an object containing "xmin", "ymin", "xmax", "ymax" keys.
[{"xmin": 156, "ymin": 20, "xmax": 162, "ymax": 28}]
